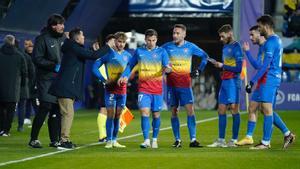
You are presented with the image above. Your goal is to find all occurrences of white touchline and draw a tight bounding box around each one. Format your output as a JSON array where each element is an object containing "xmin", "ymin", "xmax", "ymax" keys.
[{"xmin": 0, "ymin": 112, "xmax": 245, "ymax": 167}]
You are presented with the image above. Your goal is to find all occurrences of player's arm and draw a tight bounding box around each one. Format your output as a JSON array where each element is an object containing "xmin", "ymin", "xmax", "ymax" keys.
[
  {"xmin": 243, "ymin": 42, "xmax": 261, "ymax": 69},
  {"xmin": 192, "ymin": 44, "xmax": 208, "ymax": 72},
  {"xmin": 74, "ymin": 44, "xmax": 110, "ymax": 60},
  {"xmin": 118, "ymin": 52, "xmax": 138, "ymax": 86},
  {"xmin": 92, "ymin": 54, "xmax": 109, "ymax": 82},
  {"xmin": 223, "ymin": 45, "xmax": 243, "ymax": 73},
  {"xmin": 250, "ymin": 42, "xmax": 274, "ymax": 84},
  {"xmin": 161, "ymin": 49, "xmax": 172, "ymax": 73}
]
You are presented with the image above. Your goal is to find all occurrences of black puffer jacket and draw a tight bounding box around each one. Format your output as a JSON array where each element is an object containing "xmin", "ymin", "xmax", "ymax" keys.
[
  {"xmin": 0, "ymin": 44, "xmax": 27, "ymax": 102},
  {"xmin": 33, "ymin": 30, "xmax": 65, "ymax": 103},
  {"xmin": 49, "ymin": 39, "xmax": 109, "ymax": 100}
]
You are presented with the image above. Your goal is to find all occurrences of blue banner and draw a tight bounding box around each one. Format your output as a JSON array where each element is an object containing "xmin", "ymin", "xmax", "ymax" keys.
[
  {"xmin": 129, "ymin": 0, "xmax": 233, "ymax": 13},
  {"xmin": 275, "ymin": 82, "xmax": 300, "ymax": 110}
]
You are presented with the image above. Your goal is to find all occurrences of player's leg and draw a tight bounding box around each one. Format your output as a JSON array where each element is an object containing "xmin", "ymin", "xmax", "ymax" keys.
[
  {"xmin": 181, "ymin": 88, "xmax": 202, "ymax": 147},
  {"xmin": 138, "ymin": 93, "xmax": 151, "ymax": 148},
  {"xmin": 228, "ymin": 103, "xmax": 240, "ymax": 147},
  {"xmin": 104, "ymin": 92, "xmax": 116, "ymax": 148},
  {"xmin": 151, "ymin": 94, "xmax": 163, "ymax": 148},
  {"xmin": 236, "ymin": 101, "xmax": 259, "ymax": 146},
  {"xmin": 250, "ymin": 85, "xmax": 275, "ymax": 149},
  {"xmin": 208, "ymin": 81, "xmax": 228, "ymax": 148},
  {"xmin": 112, "ymin": 94, "xmax": 126, "ymax": 148},
  {"xmin": 97, "ymin": 87, "xmax": 107, "ymax": 142},
  {"xmin": 168, "ymin": 87, "xmax": 181, "ymax": 147},
  {"xmin": 271, "ymin": 91, "xmax": 295, "ymax": 149}
]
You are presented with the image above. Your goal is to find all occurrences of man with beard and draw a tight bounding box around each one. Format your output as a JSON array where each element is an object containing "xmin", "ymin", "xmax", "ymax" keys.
[
  {"xmin": 207, "ymin": 24, "xmax": 243, "ymax": 148},
  {"xmin": 162, "ymin": 24, "xmax": 208, "ymax": 148},
  {"xmin": 246, "ymin": 15, "xmax": 295, "ymax": 149},
  {"xmin": 29, "ymin": 14, "xmax": 65, "ymax": 148},
  {"xmin": 237, "ymin": 25, "xmax": 295, "ymax": 149}
]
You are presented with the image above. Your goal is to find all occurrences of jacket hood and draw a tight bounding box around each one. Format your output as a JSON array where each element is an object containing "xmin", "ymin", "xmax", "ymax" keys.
[{"xmin": 0, "ymin": 44, "xmax": 17, "ymax": 55}]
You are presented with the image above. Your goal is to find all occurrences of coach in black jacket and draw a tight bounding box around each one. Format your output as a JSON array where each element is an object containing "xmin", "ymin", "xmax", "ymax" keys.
[
  {"xmin": 49, "ymin": 28, "xmax": 110, "ymax": 148},
  {"xmin": 0, "ymin": 35, "xmax": 27, "ymax": 136},
  {"xmin": 29, "ymin": 14, "xmax": 65, "ymax": 148}
]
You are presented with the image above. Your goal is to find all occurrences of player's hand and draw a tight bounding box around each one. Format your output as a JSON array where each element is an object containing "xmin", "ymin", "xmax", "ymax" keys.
[
  {"xmin": 92, "ymin": 42, "xmax": 100, "ymax": 51},
  {"xmin": 190, "ymin": 70, "xmax": 200, "ymax": 78},
  {"xmin": 164, "ymin": 66, "xmax": 172, "ymax": 74},
  {"xmin": 213, "ymin": 61, "xmax": 223, "ymax": 68},
  {"xmin": 243, "ymin": 42, "xmax": 250, "ymax": 51},
  {"xmin": 245, "ymin": 81, "xmax": 254, "ymax": 93},
  {"xmin": 117, "ymin": 77, "xmax": 128, "ymax": 86}
]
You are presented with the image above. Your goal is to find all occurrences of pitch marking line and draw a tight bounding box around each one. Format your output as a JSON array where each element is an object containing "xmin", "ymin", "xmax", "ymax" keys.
[{"xmin": 0, "ymin": 113, "xmax": 245, "ymax": 167}]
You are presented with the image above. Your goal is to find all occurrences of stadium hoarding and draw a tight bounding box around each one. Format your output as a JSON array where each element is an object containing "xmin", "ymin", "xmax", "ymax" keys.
[
  {"xmin": 275, "ymin": 82, "xmax": 300, "ymax": 110},
  {"xmin": 129, "ymin": 0, "xmax": 233, "ymax": 13}
]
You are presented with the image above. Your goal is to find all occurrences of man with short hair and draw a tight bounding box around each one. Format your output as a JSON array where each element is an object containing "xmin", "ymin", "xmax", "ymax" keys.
[
  {"xmin": 118, "ymin": 29, "xmax": 171, "ymax": 148},
  {"xmin": 96, "ymin": 34, "xmax": 116, "ymax": 143},
  {"xmin": 0, "ymin": 35, "xmax": 27, "ymax": 136},
  {"xmin": 93, "ymin": 32, "xmax": 132, "ymax": 148},
  {"xmin": 162, "ymin": 24, "xmax": 208, "ymax": 148},
  {"xmin": 246, "ymin": 15, "xmax": 295, "ymax": 149},
  {"xmin": 49, "ymin": 27, "xmax": 110, "ymax": 149},
  {"xmin": 207, "ymin": 24, "xmax": 243, "ymax": 148},
  {"xmin": 237, "ymin": 25, "xmax": 295, "ymax": 149}
]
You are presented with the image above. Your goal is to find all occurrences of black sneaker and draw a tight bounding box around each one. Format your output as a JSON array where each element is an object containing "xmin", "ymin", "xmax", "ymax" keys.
[
  {"xmin": 57, "ymin": 141, "xmax": 76, "ymax": 150},
  {"xmin": 283, "ymin": 132, "xmax": 296, "ymax": 149},
  {"xmin": 28, "ymin": 140, "xmax": 42, "ymax": 148},
  {"xmin": 49, "ymin": 141, "xmax": 60, "ymax": 148},
  {"xmin": 98, "ymin": 137, "xmax": 107, "ymax": 143},
  {"xmin": 189, "ymin": 140, "xmax": 203, "ymax": 148},
  {"xmin": 172, "ymin": 140, "xmax": 182, "ymax": 148}
]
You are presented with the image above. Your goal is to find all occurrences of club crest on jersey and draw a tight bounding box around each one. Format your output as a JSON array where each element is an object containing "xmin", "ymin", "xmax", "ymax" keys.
[
  {"xmin": 152, "ymin": 54, "xmax": 158, "ymax": 58},
  {"xmin": 228, "ymin": 48, "xmax": 232, "ymax": 53},
  {"xmin": 123, "ymin": 56, "xmax": 128, "ymax": 62},
  {"xmin": 184, "ymin": 48, "xmax": 189, "ymax": 53}
]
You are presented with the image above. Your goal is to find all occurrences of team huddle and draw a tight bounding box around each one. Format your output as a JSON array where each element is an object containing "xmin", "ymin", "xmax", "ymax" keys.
[{"xmin": 91, "ymin": 14, "xmax": 295, "ymax": 150}]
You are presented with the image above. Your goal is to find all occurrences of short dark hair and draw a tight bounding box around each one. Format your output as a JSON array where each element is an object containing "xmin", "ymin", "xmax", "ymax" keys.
[
  {"xmin": 105, "ymin": 34, "xmax": 115, "ymax": 42},
  {"xmin": 145, "ymin": 29, "xmax": 158, "ymax": 37},
  {"xmin": 47, "ymin": 14, "xmax": 65, "ymax": 27},
  {"xmin": 249, "ymin": 25, "xmax": 259, "ymax": 31},
  {"xmin": 69, "ymin": 27, "xmax": 82, "ymax": 40},
  {"xmin": 256, "ymin": 15, "xmax": 274, "ymax": 28},
  {"xmin": 218, "ymin": 24, "xmax": 232, "ymax": 33},
  {"xmin": 174, "ymin": 24, "xmax": 186, "ymax": 31}
]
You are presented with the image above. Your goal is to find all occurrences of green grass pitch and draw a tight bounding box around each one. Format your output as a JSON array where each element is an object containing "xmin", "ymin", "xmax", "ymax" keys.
[{"xmin": 0, "ymin": 110, "xmax": 299, "ymax": 169}]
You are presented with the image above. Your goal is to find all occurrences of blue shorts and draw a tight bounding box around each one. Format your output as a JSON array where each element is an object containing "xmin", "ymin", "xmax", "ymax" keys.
[
  {"xmin": 138, "ymin": 93, "xmax": 163, "ymax": 112},
  {"xmin": 105, "ymin": 92, "xmax": 126, "ymax": 108},
  {"xmin": 252, "ymin": 84, "xmax": 278, "ymax": 103},
  {"xmin": 218, "ymin": 79, "xmax": 241, "ymax": 105},
  {"xmin": 167, "ymin": 87, "xmax": 194, "ymax": 107}
]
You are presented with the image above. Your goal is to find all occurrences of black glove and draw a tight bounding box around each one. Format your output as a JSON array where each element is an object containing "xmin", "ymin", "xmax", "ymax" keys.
[
  {"xmin": 245, "ymin": 81, "xmax": 254, "ymax": 93},
  {"xmin": 190, "ymin": 70, "xmax": 200, "ymax": 78}
]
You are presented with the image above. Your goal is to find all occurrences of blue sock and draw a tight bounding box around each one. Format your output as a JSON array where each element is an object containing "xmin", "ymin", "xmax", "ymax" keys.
[
  {"xmin": 171, "ymin": 116, "xmax": 180, "ymax": 140},
  {"xmin": 263, "ymin": 115, "xmax": 273, "ymax": 142},
  {"xmin": 187, "ymin": 115, "xmax": 196, "ymax": 140},
  {"xmin": 141, "ymin": 116, "xmax": 150, "ymax": 140},
  {"xmin": 152, "ymin": 117, "xmax": 161, "ymax": 139},
  {"xmin": 219, "ymin": 114, "xmax": 227, "ymax": 139},
  {"xmin": 112, "ymin": 118, "xmax": 120, "ymax": 141},
  {"xmin": 273, "ymin": 112, "xmax": 289, "ymax": 134},
  {"xmin": 232, "ymin": 113, "xmax": 240, "ymax": 140},
  {"xmin": 246, "ymin": 121, "xmax": 256, "ymax": 137},
  {"xmin": 106, "ymin": 118, "xmax": 114, "ymax": 141}
]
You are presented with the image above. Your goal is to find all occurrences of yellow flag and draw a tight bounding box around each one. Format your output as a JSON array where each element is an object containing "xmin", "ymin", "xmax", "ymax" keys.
[{"xmin": 98, "ymin": 65, "xmax": 107, "ymax": 80}]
